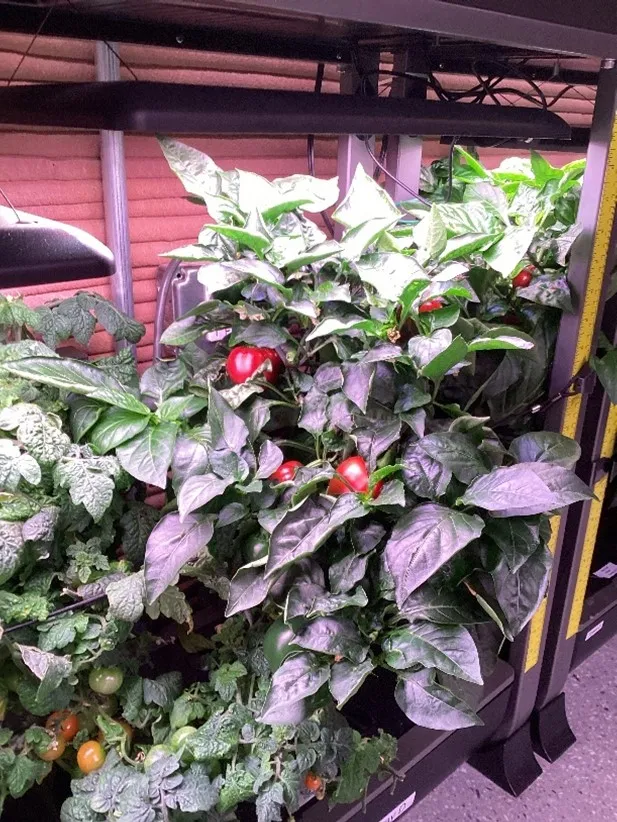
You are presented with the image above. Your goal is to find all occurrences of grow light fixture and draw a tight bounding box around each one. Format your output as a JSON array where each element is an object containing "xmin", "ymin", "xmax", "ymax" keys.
[
  {"xmin": 0, "ymin": 81, "xmax": 571, "ymax": 140},
  {"xmin": 0, "ymin": 206, "xmax": 115, "ymax": 288}
]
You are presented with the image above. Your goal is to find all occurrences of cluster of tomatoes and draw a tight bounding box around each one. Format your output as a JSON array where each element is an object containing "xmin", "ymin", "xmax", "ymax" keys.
[{"xmin": 37, "ymin": 666, "xmax": 124, "ymax": 773}]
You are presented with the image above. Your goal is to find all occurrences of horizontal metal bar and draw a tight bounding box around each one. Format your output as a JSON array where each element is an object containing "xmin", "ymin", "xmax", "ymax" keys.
[
  {"xmin": 0, "ymin": 81, "xmax": 571, "ymax": 138},
  {"xmin": 0, "ymin": 5, "xmax": 351, "ymax": 64},
  {"xmin": 226, "ymin": 0, "xmax": 617, "ymax": 58},
  {"xmin": 431, "ymin": 60, "xmax": 599, "ymax": 88},
  {"xmin": 441, "ymin": 127, "xmax": 590, "ymax": 153}
]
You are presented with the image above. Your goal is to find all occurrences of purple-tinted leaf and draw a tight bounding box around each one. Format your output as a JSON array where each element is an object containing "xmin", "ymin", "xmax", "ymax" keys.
[
  {"xmin": 255, "ymin": 441, "xmax": 284, "ymax": 480},
  {"xmin": 266, "ymin": 495, "xmax": 366, "ymax": 579},
  {"xmin": 385, "ymin": 503, "xmax": 484, "ymax": 607},
  {"xmin": 342, "ymin": 363, "xmax": 375, "ymax": 413},
  {"xmin": 353, "ymin": 419, "xmax": 401, "ymax": 471},
  {"xmin": 178, "ymin": 473, "xmax": 234, "ymax": 521},
  {"xmin": 208, "ymin": 387, "xmax": 249, "ymax": 452},
  {"xmin": 145, "ymin": 513, "xmax": 214, "ymax": 602}
]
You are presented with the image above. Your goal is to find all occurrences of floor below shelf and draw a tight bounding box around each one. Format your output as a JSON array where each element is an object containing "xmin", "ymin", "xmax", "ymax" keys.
[{"xmin": 406, "ymin": 633, "xmax": 617, "ymax": 821}]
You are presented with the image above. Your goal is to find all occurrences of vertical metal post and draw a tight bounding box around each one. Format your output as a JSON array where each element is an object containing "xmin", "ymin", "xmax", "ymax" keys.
[
  {"xmin": 471, "ymin": 57, "xmax": 617, "ymax": 795},
  {"xmin": 384, "ymin": 48, "xmax": 426, "ymax": 201},
  {"xmin": 95, "ymin": 41, "xmax": 135, "ymax": 338},
  {"xmin": 530, "ymin": 60, "xmax": 617, "ymax": 760},
  {"xmin": 336, "ymin": 50, "xmax": 381, "ymax": 211}
]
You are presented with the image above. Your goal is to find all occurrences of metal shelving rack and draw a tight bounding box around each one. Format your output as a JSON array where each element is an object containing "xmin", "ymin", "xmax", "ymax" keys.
[{"xmin": 1, "ymin": 2, "xmax": 616, "ymax": 819}]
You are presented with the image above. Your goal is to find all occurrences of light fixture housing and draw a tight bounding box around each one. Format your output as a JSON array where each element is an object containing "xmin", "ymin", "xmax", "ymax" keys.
[
  {"xmin": 0, "ymin": 81, "xmax": 571, "ymax": 140},
  {"xmin": 0, "ymin": 206, "xmax": 115, "ymax": 288}
]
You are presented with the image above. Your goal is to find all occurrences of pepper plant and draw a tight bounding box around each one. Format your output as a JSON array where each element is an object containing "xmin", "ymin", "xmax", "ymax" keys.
[{"xmin": 0, "ymin": 141, "xmax": 595, "ymax": 820}]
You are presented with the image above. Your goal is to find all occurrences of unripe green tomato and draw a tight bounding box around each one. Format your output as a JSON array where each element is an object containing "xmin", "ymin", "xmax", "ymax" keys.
[
  {"xmin": 263, "ymin": 619, "xmax": 302, "ymax": 672},
  {"xmin": 143, "ymin": 744, "xmax": 173, "ymax": 770},
  {"xmin": 169, "ymin": 725, "xmax": 197, "ymax": 762},
  {"xmin": 243, "ymin": 532, "xmax": 269, "ymax": 564},
  {"xmin": 89, "ymin": 666, "xmax": 123, "ymax": 696}
]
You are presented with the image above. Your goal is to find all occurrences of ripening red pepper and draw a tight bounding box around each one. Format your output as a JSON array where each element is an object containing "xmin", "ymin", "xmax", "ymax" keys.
[
  {"xmin": 512, "ymin": 266, "xmax": 533, "ymax": 288},
  {"xmin": 226, "ymin": 346, "xmax": 283, "ymax": 385},
  {"xmin": 327, "ymin": 456, "xmax": 383, "ymax": 499},
  {"xmin": 270, "ymin": 460, "xmax": 303, "ymax": 483},
  {"xmin": 418, "ymin": 298, "xmax": 444, "ymax": 314}
]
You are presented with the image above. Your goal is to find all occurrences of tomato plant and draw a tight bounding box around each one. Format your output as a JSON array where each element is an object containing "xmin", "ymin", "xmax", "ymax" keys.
[
  {"xmin": 143, "ymin": 744, "xmax": 173, "ymax": 770},
  {"xmin": 77, "ymin": 740, "xmax": 106, "ymax": 774},
  {"xmin": 89, "ymin": 667, "xmax": 124, "ymax": 695},
  {"xmin": 46, "ymin": 710, "xmax": 79, "ymax": 742}
]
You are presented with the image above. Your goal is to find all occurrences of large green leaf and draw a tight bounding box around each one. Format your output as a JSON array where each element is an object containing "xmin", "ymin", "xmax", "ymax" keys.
[
  {"xmin": 0, "ymin": 521, "xmax": 25, "ymax": 585},
  {"xmin": 208, "ymin": 387, "xmax": 249, "ymax": 453},
  {"xmin": 144, "ymin": 513, "xmax": 214, "ymax": 602},
  {"xmin": 413, "ymin": 205, "xmax": 447, "ymax": 262},
  {"xmin": 509, "ymin": 432, "xmax": 581, "ymax": 469},
  {"xmin": 483, "ymin": 225, "xmax": 536, "ymax": 276},
  {"xmin": 332, "ymin": 164, "xmax": 400, "ymax": 230},
  {"xmin": 395, "ymin": 669, "xmax": 482, "ymax": 730},
  {"xmin": 483, "ymin": 517, "xmax": 541, "ymax": 573},
  {"xmin": 418, "ymin": 432, "xmax": 489, "ymax": 484},
  {"xmin": 272, "ymin": 173, "xmax": 339, "ymax": 213},
  {"xmin": 400, "ymin": 583, "xmax": 485, "ymax": 625},
  {"xmin": 468, "ymin": 327, "xmax": 535, "ymax": 352},
  {"xmin": 54, "ymin": 455, "xmax": 119, "ymax": 521},
  {"xmin": 460, "ymin": 462, "xmax": 593, "ymax": 517},
  {"xmin": 295, "ymin": 616, "xmax": 368, "ymax": 664},
  {"xmin": 89, "ymin": 407, "xmax": 151, "ymax": 454},
  {"xmin": 490, "ymin": 544, "xmax": 552, "ymax": 634},
  {"xmin": 258, "ymin": 653, "xmax": 330, "ymax": 725},
  {"xmin": 420, "ymin": 335, "xmax": 468, "ymax": 380},
  {"xmin": 329, "ymin": 659, "xmax": 374, "ymax": 709},
  {"xmin": 590, "ymin": 350, "xmax": 617, "ymax": 404},
  {"xmin": 3, "ymin": 357, "xmax": 150, "ymax": 415},
  {"xmin": 355, "ymin": 253, "xmax": 428, "ymax": 302},
  {"xmin": 383, "ymin": 622, "xmax": 483, "ymax": 684},
  {"xmin": 116, "ymin": 421, "xmax": 178, "ymax": 488},
  {"xmin": 385, "ymin": 503, "xmax": 484, "ymax": 607}
]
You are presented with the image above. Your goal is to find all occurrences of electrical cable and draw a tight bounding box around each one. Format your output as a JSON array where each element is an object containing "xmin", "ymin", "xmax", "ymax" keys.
[
  {"xmin": 63, "ymin": 0, "xmax": 139, "ymax": 80},
  {"xmin": 362, "ymin": 137, "xmax": 430, "ymax": 206},
  {"xmin": 6, "ymin": 6, "xmax": 54, "ymax": 86},
  {"xmin": 446, "ymin": 137, "xmax": 458, "ymax": 203},
  {"xmin": 306, "ymin": 62, "xmax": 334, "ymax": 237},
  {"xmin": 0, "ymin": 186, "xmax": 23, "ymax": 223}
]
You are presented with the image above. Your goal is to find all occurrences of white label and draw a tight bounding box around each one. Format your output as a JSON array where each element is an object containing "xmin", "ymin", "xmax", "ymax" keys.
[
  {"xmin": 585, "ymin": 620, "xmax": 604, "ymax": 641},
  {"xmin": 380, "ymin": 792, "xmax": 417, "ymax": 822},
  {"xmin": 593, "ymin": 562, "xmax": 617, "ymax": 579}
]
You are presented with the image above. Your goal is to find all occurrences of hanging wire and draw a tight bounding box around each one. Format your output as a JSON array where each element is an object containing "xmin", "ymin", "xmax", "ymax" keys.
[
  {"xmin": 445, "ymin": 137, "xmax": 459, "ymax": 203},
  {"xmin": 362, "ymin": 137, "xmax": 430, "ymax": 206},
  {"xmin": 306, "ymin": 62, "xmax": 335, "ymax": 237},
  {"xmin": 6, "ymin": 5, "xmax": 54, "ymax": 86}
]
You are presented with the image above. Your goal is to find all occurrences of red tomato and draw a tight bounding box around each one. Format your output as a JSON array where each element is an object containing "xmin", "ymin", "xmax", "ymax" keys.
[
  {"xmin": 77, "ymin": 740, "xmax": 106, "ymax": 774},
  {"xmin": 512, "ymin": 267, "xmax": 533, "ymax": 288},
  {"xmin": 38, "ymin": 735, "xmax": 66, "ymax": 762},
  {"xmin": 226, "ymin": 347, "xmax": 283, "ymax": 385},
  {"xmin": 418, "ymin": 298, "xmax": 444, "ymax": 314},
  {"xmin": 46, "ymin": 710, "xmax": 79, "ymax": 742},
  {"xmin": 327, "ymin": 456, "xmax": 383, "ymax": 499},
  {"xmin": 305, "ymin": 772, "xmax": 323, "ymax": 793},
  {"xmin": 270, "ymin": 460, "xmax": 303, "ymax": 482}
]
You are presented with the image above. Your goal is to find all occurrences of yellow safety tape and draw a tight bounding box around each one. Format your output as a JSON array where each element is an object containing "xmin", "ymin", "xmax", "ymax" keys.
[
  {"xmin": 524, "ymin": 514, "xmax": 561, "ymax": 672},
  {"xmin": 565, "ymin": 404, "xmax": 617, "ymax": 638}
]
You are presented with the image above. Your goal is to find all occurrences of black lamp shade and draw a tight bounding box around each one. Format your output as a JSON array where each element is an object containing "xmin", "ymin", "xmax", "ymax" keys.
[{"xmin": 0, "ymin": 206, "xmax": 115, "ymax": 288}]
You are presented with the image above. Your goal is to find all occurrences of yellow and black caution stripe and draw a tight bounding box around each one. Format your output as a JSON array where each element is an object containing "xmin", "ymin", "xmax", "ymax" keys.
[{"xmin": 524, "ymin": 115, "xmax": 617, "ymax": 671}]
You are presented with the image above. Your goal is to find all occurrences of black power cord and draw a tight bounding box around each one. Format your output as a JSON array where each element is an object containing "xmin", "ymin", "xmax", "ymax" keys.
[{"xmin": 307, "ymin": 62, "xmax": 335, "ymax": 237}]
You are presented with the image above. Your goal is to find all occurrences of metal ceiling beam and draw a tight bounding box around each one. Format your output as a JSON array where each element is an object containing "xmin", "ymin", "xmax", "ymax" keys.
[
  {"xmin": 226, "ymin": 0, "xmax": 617, "ymax": 58},
  {"xmin": 0, "ymin": 5, "xmax": 352, "ymax": 63},
  {"xmin": 0, "ymin": 81, "xmax": 572, "ymax": 138}
]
